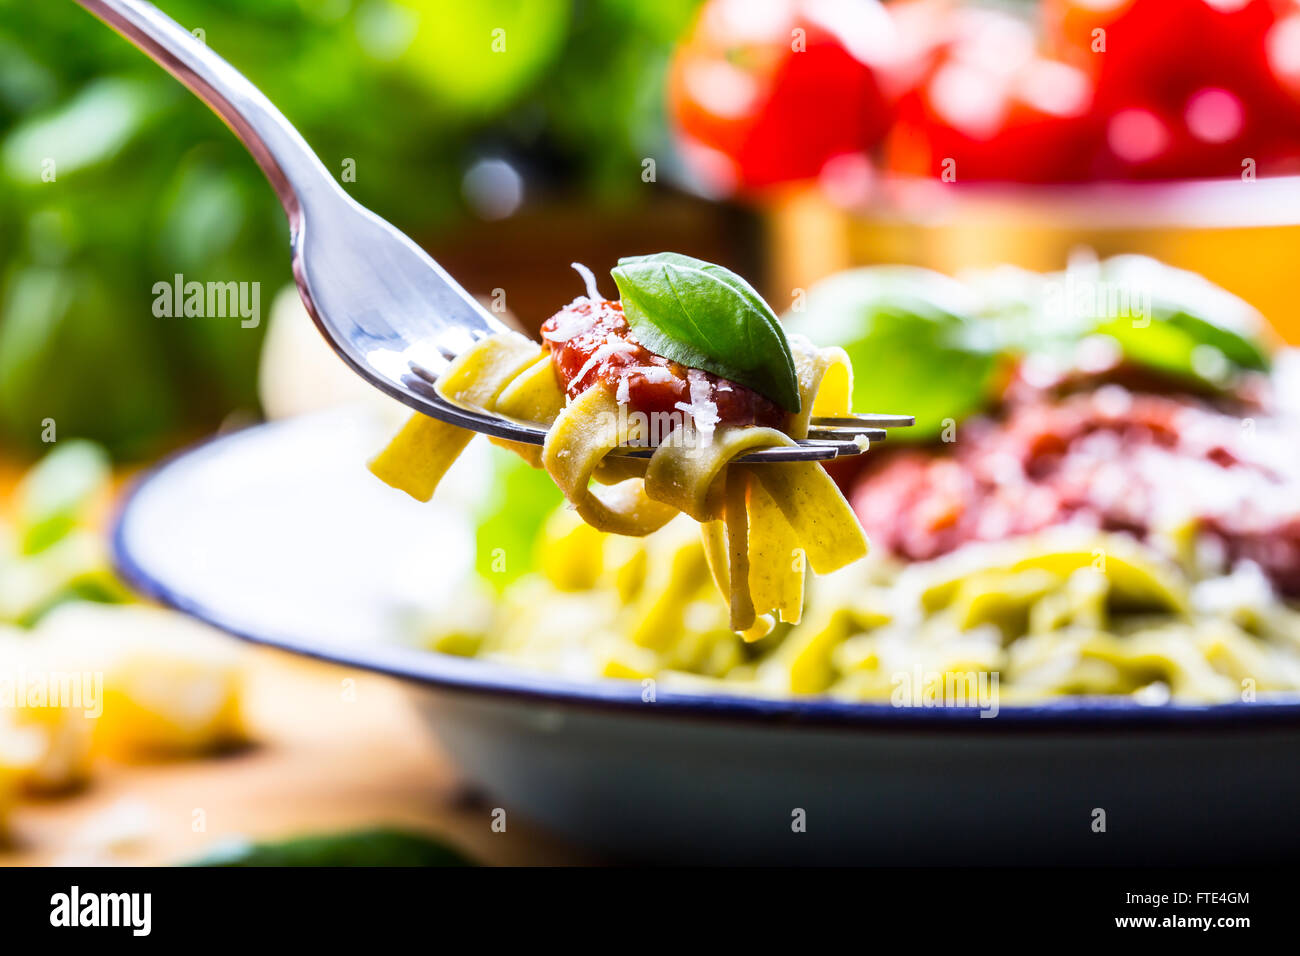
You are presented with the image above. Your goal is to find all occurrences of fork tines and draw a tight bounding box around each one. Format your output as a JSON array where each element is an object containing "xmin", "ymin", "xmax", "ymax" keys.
[
  {"xmin": 417, "ymin": 385, "xmax": 913, "ymax": 462},
  {"xmin": 811, "ymin": 414, "xmax": 916, "ymax": 428},
  {"xmin": 806, "ymin": 427, "xmax": 887, "ymax": 442}
]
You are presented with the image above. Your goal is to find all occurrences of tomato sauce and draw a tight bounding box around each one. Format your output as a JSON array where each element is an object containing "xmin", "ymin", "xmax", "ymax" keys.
[
  {"xmin": 539, "ymin": 297, "xmax": 787, "ymax": 429},
  {"xmin": 849, "ymin": 384, "xmax": 1300, "ymax": 596}
]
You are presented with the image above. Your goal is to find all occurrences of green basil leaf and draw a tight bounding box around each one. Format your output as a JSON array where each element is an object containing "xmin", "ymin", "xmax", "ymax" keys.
[
  {"xmin": 611, "ymin": 252, "xmax": 801, "ymax": 413},
  {"xmin": 1092, "ymin": 255, "xmax": 1272, "ymax": 379},
  {"xmin": 784, "ymin": 267, "xmax": 1002, "ymax": 441}
]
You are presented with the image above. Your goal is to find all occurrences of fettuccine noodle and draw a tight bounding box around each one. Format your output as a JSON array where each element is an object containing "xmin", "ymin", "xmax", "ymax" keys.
[{"xmin": 369, "ymin": 330, "xmax": 867, "ymax": 634}]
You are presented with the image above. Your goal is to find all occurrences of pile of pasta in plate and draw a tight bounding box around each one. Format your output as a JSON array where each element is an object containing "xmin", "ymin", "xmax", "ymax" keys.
[{"xmin": 418, "ymin": 466, "xmax": 1300, "ymax": 705}]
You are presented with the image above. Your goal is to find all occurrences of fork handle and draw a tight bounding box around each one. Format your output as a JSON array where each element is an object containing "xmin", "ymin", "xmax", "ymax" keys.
[{"xmin": 74, "ymin": 0, "xmax": 335, "ymax": 232}]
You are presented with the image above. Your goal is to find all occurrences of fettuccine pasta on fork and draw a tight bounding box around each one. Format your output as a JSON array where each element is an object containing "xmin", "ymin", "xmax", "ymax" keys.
[{"xmin": 369, "ymin": 253, "xmax": 877, "ymax": 637}]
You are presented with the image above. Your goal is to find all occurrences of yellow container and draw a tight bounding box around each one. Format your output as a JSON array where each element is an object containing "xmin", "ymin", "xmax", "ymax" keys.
[{"xmin": 765, "ymin": 176, "xmax": 1300, "ymax": 344}]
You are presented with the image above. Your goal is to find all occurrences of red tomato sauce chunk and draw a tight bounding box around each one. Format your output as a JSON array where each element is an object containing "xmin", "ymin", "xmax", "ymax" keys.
[{"xmin": 539, "ymin": 297, "xmax": 787, "ymax": 429}]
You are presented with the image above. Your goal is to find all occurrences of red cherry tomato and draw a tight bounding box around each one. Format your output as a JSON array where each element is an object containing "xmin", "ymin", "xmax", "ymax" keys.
[{"xmin": 668, "ymin": 0, "xmax": 899, "ymax": 193}]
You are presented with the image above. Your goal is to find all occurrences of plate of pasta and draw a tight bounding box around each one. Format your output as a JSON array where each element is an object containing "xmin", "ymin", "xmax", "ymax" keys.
[{"xmin": 114, "ymin": 255, "xmax": 1300, "ymax": 863}]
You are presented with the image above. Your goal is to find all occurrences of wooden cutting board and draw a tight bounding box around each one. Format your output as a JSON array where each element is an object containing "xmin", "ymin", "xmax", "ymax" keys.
[{"xmin": 1, "ymin": 647, "xmax": 593, "ymax": 866}]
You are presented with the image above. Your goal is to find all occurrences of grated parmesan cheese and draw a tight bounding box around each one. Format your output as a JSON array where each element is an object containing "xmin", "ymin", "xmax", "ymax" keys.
[
  {"xmin": 630, "ymin": 365, "xmax": 675, "ymax": 383},
  {"xmin": 571, "ymin": 261, "xmax": 603, "ymax": 302},
  {"xmin": 545, "ymin": 303, "xmax": 596, "ymax": 343},
  {"xmin": 617, "ymin": 365, "xmax": 674, "ymax": 407},
  {"xmin": 574, "ymin": 339, "xmax": 639, "ymax": 384},
  {"xmin": 674, "ymin": 369, "xmax": 719, "ymax": 445}
]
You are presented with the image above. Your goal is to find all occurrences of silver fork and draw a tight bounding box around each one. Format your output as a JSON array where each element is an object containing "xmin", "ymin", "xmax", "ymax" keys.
[{"xmin": 77, "ymin": 0, "xmax": 912, "ymax": 462}]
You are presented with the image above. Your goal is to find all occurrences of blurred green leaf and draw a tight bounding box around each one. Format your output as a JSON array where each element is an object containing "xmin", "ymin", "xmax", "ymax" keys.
[
  {"xmin": 786, "ymin": 267, "xmax": 1003, "ymax": 441},
  {"xmin": 188, "ymin": 827, "xmax": 475, "ymax": 867},
  {"xmin": 474, "ymin": 445, "xmax": 563, "ymax": 589},
  {"xmin": 156, "ymin": 153, "xmax": 249, "ymax": 267},
  {"xmin": 1090, "ymin": 255, "xmax": 1272, "ymax": 383},
  {"xmin": 539, "ymin": 0, "xmax": 697, "ymax": 201},
  {"xmin": 0, "ymin": 0, "xmax": 702, "ymax": 460},
  {"xmin": 0, "ymin": 35, "xmax": 57, "ymax": 116},
  {"xmin": 0, "ymin": 262, "xmax": 179, "ymax": 457},
  {"xmin": 793, "ymin": 258, "xmax": 1280, "ymax": 445},
  {"xmin": 394, "ymin": 0, "xmax": 570, "ymax": 117},
  {"xmin": 0, "ymin": 530, "xmax": 130, "ymax": 627},
  {"xmin": 14, "ymin": 439, "xmax": 110, "ymax": 554},
  {"xmin": 2, "ymin": 76, "xmax": 165, "ymax": 183}
]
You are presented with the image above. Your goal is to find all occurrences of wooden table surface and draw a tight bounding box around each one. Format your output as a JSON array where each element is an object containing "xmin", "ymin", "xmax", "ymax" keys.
[{"xmin": 1, "ymin": 646, "xmax": 593, "ymax": 866}]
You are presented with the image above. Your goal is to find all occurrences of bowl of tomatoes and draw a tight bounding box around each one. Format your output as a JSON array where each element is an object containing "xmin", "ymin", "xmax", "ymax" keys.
[{"xmin": 667, "ymin": 0, "xmax": 1300, "ymax": 342}]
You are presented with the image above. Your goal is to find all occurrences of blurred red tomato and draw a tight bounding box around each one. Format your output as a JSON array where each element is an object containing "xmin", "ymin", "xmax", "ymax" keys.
[
  {"xmin": 1090, "ymin": 103, "xmax": 1185, "ymax": 178},
  {"xmin": 1262, "ymin": 5, "xmax": 1300, "ymax": 158},
  {"xmin": 1044, "ymin": 0, "xmax": 1187, "ymax": 107},
  {"xmin": 885, "ymin": 6, "xmax": 1101, "ymax": 182},
  {"xmin": 1046, "ymin": 0, "xmax": 1279, "ymax": 103},
  {"xmin": 1047, "ymin": 0, "xmax": 1300, "ymax": 177},
  {"xmin": 1267, "ymin": 7, "xmax": 1300, "ymax": 103},
  {"xmin": 670, "ymin": 0, "xmax": 1300, "ymax": 190},
  {"xmin": 668, "ymin": 0, "xmax": 899, "ymax": 193}
]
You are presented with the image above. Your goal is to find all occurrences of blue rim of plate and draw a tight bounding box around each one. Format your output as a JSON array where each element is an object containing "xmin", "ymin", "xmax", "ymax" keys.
[{"xmin": 110, "ymin": 423, "xmax": 1300, "ymax": 734}]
